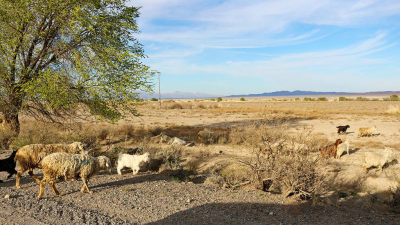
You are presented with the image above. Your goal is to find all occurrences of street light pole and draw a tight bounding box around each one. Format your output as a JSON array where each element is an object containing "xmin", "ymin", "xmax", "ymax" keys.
[{"xmin": 158, "ymin": 72, "xmax": 161, "ymax": 109}]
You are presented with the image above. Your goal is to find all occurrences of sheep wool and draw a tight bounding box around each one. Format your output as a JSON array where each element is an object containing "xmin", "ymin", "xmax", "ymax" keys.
[
  {"xmin": 336, "ymin": 140, "xmax": 350, "ymax": 159},
  {"xmin": 117, "ymin": 152, "xmax": 150, "ymax": 175},
  {"xmin": 358, "ymin": 126, "xmax": 377, "ymax": 137},
  {"xmin": 38, "ymin": 152, "xmax": 111, "ymax": 199},
  {"xmin": 15, "ymin": 142, "xmax": 85, "ymax": 189},
  {"xmin": 362, "ymin": 147, "xmax": 394, "ymax": 173}
]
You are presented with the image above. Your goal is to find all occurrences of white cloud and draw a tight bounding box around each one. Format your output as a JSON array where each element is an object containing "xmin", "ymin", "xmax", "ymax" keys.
[
  {"xmin": 131, "ymin": 0, "xmax": 400, "ymax": 49},
  {"xmin": 146, "ymin": 32, "xmax": 396, "ymax": 79}
]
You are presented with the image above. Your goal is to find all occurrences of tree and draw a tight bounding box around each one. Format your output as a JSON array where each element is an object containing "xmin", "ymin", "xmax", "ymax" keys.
[
  {"xmin": 0, "ymin": 0, "xmax": 155, "ymax": 148},
  {"xmin": 390, "ymin": 95, "xmax": 399, "ymax": 101}
]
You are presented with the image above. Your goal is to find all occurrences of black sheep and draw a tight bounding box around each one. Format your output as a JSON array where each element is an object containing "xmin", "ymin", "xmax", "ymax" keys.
[
  {"xmin": 0, "ymin": 150, "xmax": 18, "ymax": 182},
  {"xmin": 336, "ymin": 125, "xmax": 350, "ymax": 134}
]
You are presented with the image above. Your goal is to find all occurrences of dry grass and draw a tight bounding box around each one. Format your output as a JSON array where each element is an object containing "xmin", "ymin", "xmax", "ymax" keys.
[
  {"xmin": 353, "ymin": 140, "xmax": 384, "ymax": 149},
  {"xmin": 386, "ymin": 105, "xmax": 400, "ymax": 114}
]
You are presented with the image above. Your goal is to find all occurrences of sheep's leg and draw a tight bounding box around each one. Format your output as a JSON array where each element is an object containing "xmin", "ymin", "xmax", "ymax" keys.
[
  {"xmin": 362, "ymin": 166, "xmax": 368, "ymax": 174},
  {"xmin": 117, "ymin": 165, "xmax": 123, "ymax": 175},
  {"xmin": 49, "ymin": 181, "xmax": 61, "ymax": 197},
  {"xmin": 28, "ymin": 168, "xmax": 41, "ymax": 183},
  {"xmin": 38, "ymin": 179, "xmax": 46, "ymax": 200},
  {"xmin": 81, "ymin": 178, "xmax": 93, "ymax": 194},
  {"xmin": 132, "ymin": 166, "xmax": 139, "ymax": 175},
  {"xmin": 6, "ymin": 169, "xmax": 16, "ymax": 179},
  {"xmin": 15, "ymin": 169, "xmax": 25, "ymax": 189}
]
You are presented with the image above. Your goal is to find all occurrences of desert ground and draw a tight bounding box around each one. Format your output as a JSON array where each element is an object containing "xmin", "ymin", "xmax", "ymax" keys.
[{"xmin": 1, "ymin": 97, "xmax": 400, "ymax": 224}]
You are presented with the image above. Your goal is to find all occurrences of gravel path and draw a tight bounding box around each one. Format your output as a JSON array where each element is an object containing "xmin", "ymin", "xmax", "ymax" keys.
[{"xmin": 1, "ymin": 170, "xmax": 399, "ymax": 225}]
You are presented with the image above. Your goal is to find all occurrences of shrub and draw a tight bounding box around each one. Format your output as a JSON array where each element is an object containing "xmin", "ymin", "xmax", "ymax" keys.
[
  {"xmin": 237, "ymin": 123, "xmax": 326, "ymax": 200},
  {"xmin": 210, "ymin": 98, "xmax": 215, "ymax": 101},
  {"xmin": 390, "ymin": 94, "xmax": 399, "ymax": 101},
  {"xmin": 240, "ymin": 97, "xmax": 245, "ymax": 101},
  {"xmin": 339, "ymin": 97, "xmax": 353, "ymax": 101},
  {"xmin": 356, "ymin": 97, "xmax": 368, "ymax": 101},
  {"xmin": 97, "ymin": 128, "xmax": 110, "ymax": 141},
  {"xmin": 317, "ymin": 97, "xmax": 328, "ymax": 101},
  {"xmin": 150, "ymin": 97, "xmax": 158, "ymax": 101},
  {"xmin": 295, "ymin": 98, "xmax": 300, "ymax": 101},
  {"xmin": 168, "ymin": 103, "xmax": 183, "ymax": 109},
  {"xmin": 217, "ymin": 97, "xmax": 223, "ymax": 102},
  {"xmin": 304, "ymin": 97, "xmax": 316, "ymax": 101},
  {"xmin": 118, "ymin": 124, "xmax": 135, "ymax": 139},
  {"xmin": 155, "ymin": 145, "xmax": 183, "ymax": 170}
]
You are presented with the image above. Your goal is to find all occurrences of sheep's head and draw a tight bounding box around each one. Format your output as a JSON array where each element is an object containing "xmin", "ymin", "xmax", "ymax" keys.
[
  {"xmin": 98, "ymin": 156, "xmax": 112, "ymax": 173},
  {"xmin": 383, "ymin": 147, "xmax": 394, "ymax": 158},
  {"xmin": 334, "ymin": 139, "xmax": 343, "ymax": 146},
  {"xmin": 70, "ymin": 142, "xmax": 85, "ymax": 153},
  {"xmin": 143, "ymin": 152, "xmax": 150, "ymax": 163}
]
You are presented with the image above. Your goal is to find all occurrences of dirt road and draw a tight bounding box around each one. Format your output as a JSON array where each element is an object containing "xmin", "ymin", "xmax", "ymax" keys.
[{"xmin": 1, "ymin": 170, "xmax": 399, "ymax": 225}]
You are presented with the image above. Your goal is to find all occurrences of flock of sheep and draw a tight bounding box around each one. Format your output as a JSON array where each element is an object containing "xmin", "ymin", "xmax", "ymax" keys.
[
  {"xmin": 0, "ymin": 142, "xmax": 150, "ymax": 199},
  {"xmin": 320, "ymin": 125, "xmax": 395, "ymax": 173}
]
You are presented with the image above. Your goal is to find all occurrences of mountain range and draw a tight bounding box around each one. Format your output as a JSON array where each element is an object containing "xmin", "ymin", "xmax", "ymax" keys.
[
  {"xmin": 227, "ymin": 90, "xmax": 400, "ymax": 98},
  {"xmin": 140, "ymin": 90, "xmax": 400, "ymax": 99}
]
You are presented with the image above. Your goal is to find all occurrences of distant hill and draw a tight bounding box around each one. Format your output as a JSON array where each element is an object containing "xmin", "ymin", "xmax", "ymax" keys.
[{"xmin": 227, "ymin": 90, "xmax": 400, "ymax": 97}]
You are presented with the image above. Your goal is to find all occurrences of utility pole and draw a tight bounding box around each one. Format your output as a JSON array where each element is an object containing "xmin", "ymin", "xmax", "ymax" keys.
[{"xmin": 158, "ymin": 72, "xmax": 161, "ymax": 109}]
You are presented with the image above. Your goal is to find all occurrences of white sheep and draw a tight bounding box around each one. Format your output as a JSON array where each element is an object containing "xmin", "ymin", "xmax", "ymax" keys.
[
  {"xmin": 336, "ymin": 140, "xmax": 351, "ymax": 159},
  {"xmin": 14, "ymin": 142, "xmax": 85, "ymax": 189},
  {"xmin": 168, "ymin": 137, "xmax": 186, "ymax": 146},
  {"xmin": 362, "ymin": 147, "xmax": 394, "ymax": 173},
  {"xmin": 117, "ymin": 152, "xmax": 150, "ymax": 175},
  {"xmin": 37, "ymin": 152, "xmax": 111, "ymax": 199},
  {"xmin": 358, "ymin": 126, "xmax": 377, "ymax": 137}
]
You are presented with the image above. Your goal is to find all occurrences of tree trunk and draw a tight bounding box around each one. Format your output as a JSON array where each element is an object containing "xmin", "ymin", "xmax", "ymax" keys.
[
  {"xmin": 0, "ymin": 111, "xmax": 20, "ymax": 149},
  {"xmin": 1, "ymin": 91, "xmax": 22, "ymax": 149}
]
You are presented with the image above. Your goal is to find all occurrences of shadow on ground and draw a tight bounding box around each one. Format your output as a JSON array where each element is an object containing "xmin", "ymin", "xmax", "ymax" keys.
[{"xmin": 147, "ymin": 200, "xmax": 400, "ymax": 225}]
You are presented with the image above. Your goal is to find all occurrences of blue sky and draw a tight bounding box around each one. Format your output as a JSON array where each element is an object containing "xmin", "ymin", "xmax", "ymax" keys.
[{"xmin": 130, "ymin": 0, "xmax": 400, "ymax": 96}]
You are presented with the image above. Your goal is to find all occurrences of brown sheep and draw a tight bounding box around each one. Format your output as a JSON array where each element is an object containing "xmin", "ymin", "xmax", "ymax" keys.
[
  {"xmin": 14, "ymin": 142, "xmax": 85, "ymax": 189},
  {"xmin": 320, "ymin": 139, "xmax": 342, "ymax": 159}
]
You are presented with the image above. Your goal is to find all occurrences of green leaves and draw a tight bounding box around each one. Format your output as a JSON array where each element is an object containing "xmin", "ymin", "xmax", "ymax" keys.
[{"xmin": 0, "ymin": 0, "xmax": 155, "ymax": 123}]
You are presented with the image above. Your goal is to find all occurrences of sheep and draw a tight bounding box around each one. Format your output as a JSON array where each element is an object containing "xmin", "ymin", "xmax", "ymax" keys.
[
  {"xmin": 37, "ymin": 152, "xmax": 111, "ymax": 199},
  {"xmin": 320, "ymin": 139, "xmax": 342, "ymax": 159},
  {"xmin": 358, "ymin": 126, "xmax": 377, "ymax": 137},
  {"xmin": 168, "ymin": 137, "xmax": 186, "ymax": 146},
  {"xmin": 14, "ymin": 142, "xmax": 85, "ymax": 189},
  {"xmin": 335, "ymin": 140, "xmax": 351, "ymax": 159},
  {"xmin": 362, "ymin": 147, "xmax": 394, "ymax": 173},
  {"xmin": 0, "ymin": 150, "xmax": 18, "ymax": 182},
  {"xmin": 336, "ymin": 125, "xmax": 350, "ymax": 134},
  {"xmin": 117, "ymin": 152, "xmax": 150, "ymax": 175}
]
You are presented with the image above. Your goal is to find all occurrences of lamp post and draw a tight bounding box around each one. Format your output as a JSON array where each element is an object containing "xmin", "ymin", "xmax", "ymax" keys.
[{"xmin": 158, "ymin": 72, "xmax": 161, "ymax": 109}]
